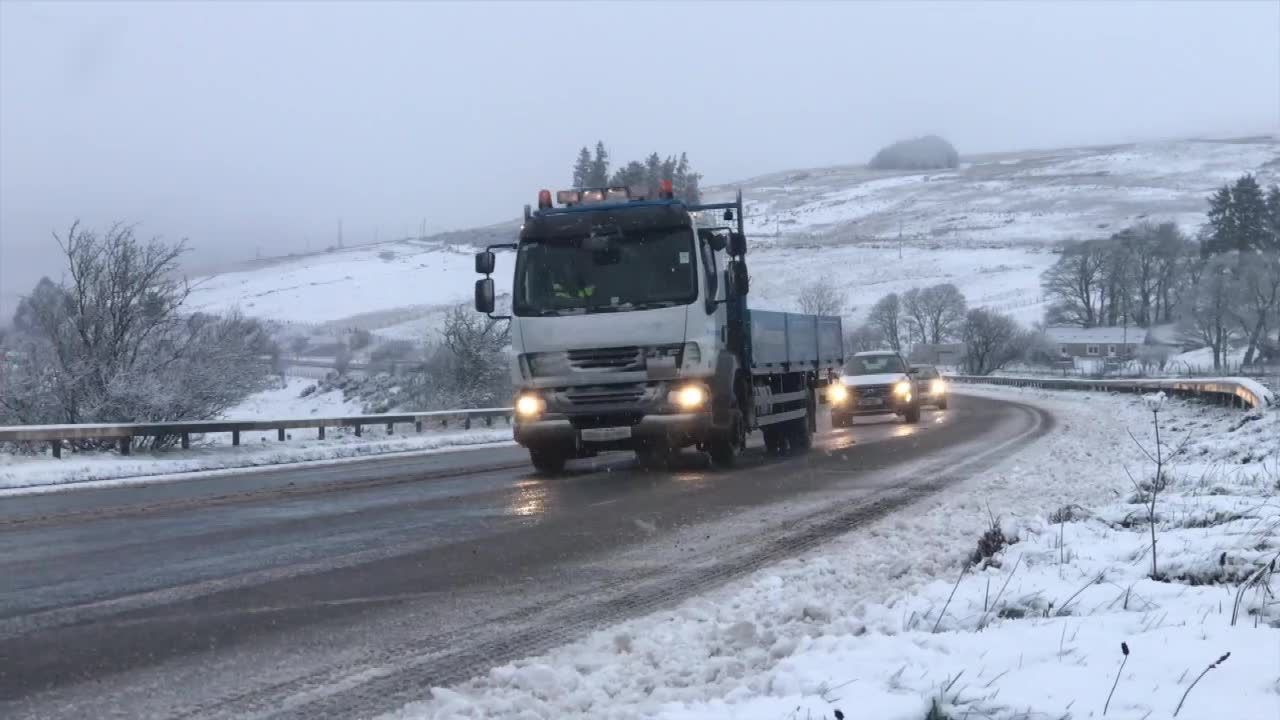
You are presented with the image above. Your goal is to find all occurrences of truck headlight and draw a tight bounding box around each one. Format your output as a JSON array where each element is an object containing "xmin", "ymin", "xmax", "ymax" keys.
[
  {"xmin": 893, "ymin": 381, "xmax": 912, "ymax": 399},
  {"xmin": 828, "ymin": 383, "xmax": 849, "ymax": 405},
  {"xmin": 515, "ymin": 393, "xmax": 544, "ymax": 418},
  {"xmin": 931, "ymin": 378, "xmax": 946, "ymax": 395},
  {"xmin": 672, "ymin": 384, "xmax": 707, "ymax": 409}
]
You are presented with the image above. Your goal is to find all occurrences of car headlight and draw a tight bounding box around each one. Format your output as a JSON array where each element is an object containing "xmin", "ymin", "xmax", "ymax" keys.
[
  {"xmin": 893, "ymin": 380, "xmax": 912, "ymax": 398},
  {"xmin": 671, "ymin": 384, "xmax": 707, "ymax": 409},
  {"xmin": 931, "ymin": 378, "xmax": 946, "ymax": 395},
  {"xmin": 515, "ymin": 393, "xmax": 544, "ymax": 418},
  {"xmin": 828, "ymin": 383, "xmax": 849, "ymax": 405}
]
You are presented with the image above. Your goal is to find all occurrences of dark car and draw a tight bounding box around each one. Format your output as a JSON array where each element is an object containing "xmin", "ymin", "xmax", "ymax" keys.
[{"xmin": 910, "ymin": 364, "xmax": 949, "ymax": 410}]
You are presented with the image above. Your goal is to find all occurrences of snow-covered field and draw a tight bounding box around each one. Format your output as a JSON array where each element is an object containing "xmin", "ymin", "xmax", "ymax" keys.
[
  {"xmin": 727, "ymin": 136, "xmax": 1279, "ymax": 246},
  {"xmin": 184, "ymin": 136, "xmax": 1279, "ymax": 337},
  {"xmin": 0, "ymin": 378, "xmax": 513, "ymax": 493},
  {"xmin": 388, "ymin": 386, "xmax": 1279, "ymax": 720}
]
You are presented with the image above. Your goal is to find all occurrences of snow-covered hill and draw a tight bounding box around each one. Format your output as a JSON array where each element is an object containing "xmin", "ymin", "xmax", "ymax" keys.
[{"xmin": 186, "ymin": 136, "xmax": 1279, "ymax": 335}]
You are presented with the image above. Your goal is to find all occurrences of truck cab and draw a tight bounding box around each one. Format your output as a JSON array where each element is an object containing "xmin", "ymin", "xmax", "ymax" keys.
[{"xmin": 475, "ymin": 183, "xmax": 841, "ymax": 474}]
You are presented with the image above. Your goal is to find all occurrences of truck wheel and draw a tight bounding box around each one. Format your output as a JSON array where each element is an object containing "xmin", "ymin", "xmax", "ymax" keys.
[
  {"xmin": 528, "ymin": 447, "xmax": 567, "ymax": 475},
  {"xmin": 708, "ymin": 413, "xmax": 745, "ymax": 469},
  {"xmin": 903, "ymin": 404, "xmax": 921, "ymax": 424},
  {"xmin": 831, "ymin": 412, "xmax": 849, "ymax": 428},
  {"xmin": 788, "ymin": 415, "xmax": 813, "ymax": 450},
  {"xmin": 937, "ymin": 397, "xmax": 948, "ymax": 410},
  {"xmin": 762, "ymin": 426, "xmax": 787, "ymax": 455}
]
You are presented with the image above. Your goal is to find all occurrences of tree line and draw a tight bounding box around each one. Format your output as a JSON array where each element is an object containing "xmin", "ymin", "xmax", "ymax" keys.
[
  {"xmin": 1040, "ymin": 173, "xmax": 1280, "ymax": 368},
  {"xmin": 570, "ymin": 141, "xmax": 702, "ymax": 203}
]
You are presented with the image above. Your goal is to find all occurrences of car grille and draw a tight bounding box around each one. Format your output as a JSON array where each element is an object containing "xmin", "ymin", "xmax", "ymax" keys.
[
  {"xmin": 855, "ymin": 384, "xmax": 892, "ymax": 398},
  {"xmin": 566, "ymin": 346, "xmax": 643, "ymax": 372}
]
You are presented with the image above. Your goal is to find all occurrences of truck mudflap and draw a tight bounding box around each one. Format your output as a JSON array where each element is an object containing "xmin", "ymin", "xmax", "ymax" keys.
[{"xmin": 515, "ymin": 412, "xmax": 713, "ymax": 450}]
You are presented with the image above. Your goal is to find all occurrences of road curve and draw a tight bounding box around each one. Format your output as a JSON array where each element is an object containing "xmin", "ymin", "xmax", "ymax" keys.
[{"xmin": 0, "ymin": 392, "xmax": 1050, "ymax": 720}]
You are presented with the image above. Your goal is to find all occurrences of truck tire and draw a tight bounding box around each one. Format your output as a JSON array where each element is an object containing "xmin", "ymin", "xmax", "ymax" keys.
[
  {"xmin": 831, "ymin": 412, "xmax": 849, "ymax": 428},
  {"xmin": 528, "ymin": 446, "xmax": 567, "ymax": 475},
  {"xmin": 937, "ymin": 397, "xmax": 948, "ymax": 410},
  {"xmin": 762, "ymin": 425, "xmax": 788, "ymax": 455},
  {"xmin": 787, "ymin": 415, "xmax": 812, "ymax": 450},
  {"xmin": 903, "ymin": 403, "xmax": 921, "ymax": 424},
  {"xmin": 708, "ymin": 412, "xmax": 745, "ymax": 469}
]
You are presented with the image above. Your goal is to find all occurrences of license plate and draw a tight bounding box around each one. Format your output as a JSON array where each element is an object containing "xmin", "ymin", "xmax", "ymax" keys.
[
  {"xmin": 581, "ymin": 426, "xmax": 631, "ymax": 442},
  {"xmin": 858, "ymin": 398, "xmax": 883, "ymax": 407}
]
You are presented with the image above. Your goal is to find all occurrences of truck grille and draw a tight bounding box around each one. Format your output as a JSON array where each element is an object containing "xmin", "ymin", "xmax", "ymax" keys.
[
  {"xmin": 564, "ymin": 384, "xmax": 646, "ymax": 406},
  {"xmin": 566, "ymin": 346, "xmax": 643, "ymax": 372}
]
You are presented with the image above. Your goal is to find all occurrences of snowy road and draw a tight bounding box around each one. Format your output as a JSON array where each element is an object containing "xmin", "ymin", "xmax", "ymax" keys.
[{"xmin": 0, "ymin": 393, "xmax": 1049, "ymax": 720}]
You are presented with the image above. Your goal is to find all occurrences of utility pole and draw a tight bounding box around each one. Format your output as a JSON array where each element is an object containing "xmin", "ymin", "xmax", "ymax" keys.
[
  {"xmin": 420, "ymin": 218, "xmax": 427, "ymax": 241},
  {"xmin": 897, "ymin": 221, "xmax": 903, "ymax": 260},
  {"xmin": 338, "ymin": 218, "xmax": 344, "ymax": 249}
]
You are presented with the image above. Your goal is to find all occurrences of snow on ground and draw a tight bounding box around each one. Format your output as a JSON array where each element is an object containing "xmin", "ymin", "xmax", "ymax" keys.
[
  {"xmin": 0, "ymin": 427, "xmax": 513, "ymax": 493},
  {"xmin": 222, "ymin": 377, "xmax": 364, "ymax": 419},
  {"xmin": 0, "ymin": 379, "xmax": 512, "ymax": 492},
  {"xmin": 728, "ymin": 137, "xmax": 1279, "ymax": 246},
  {"xmin": 388, "ymin": 386, "xmax": 1279, "ymax": 720},
  {"xmin": 183, "ymin": 137, "xmax": 1278, "ymax": 338}
]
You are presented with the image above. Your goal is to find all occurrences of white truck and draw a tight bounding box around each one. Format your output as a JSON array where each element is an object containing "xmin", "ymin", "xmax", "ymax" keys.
[{"xmin": 474, "ymin": 182, "xmax": 843, "ymax": 473}]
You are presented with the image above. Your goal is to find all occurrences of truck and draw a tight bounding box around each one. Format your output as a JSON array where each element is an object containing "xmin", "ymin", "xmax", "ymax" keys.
[{"xmin": 473, "ymin": 181, "xmax": 843, "ymax": 474}]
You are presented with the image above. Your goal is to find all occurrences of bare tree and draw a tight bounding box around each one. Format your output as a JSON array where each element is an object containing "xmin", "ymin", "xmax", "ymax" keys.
[
  {"xmin": 868, "ymin": 292, "xmax": 904, "ymax": 352},
  {"xmin": 1042, "ymin": 240, "xmax": 1106, "ymax": 327},
  {"xmin": 797, "ymin": 276, "xmax": 846, "ymax": 317},
  {"xmin": 404, "ymin": 304, "xmax": 511, "ymax": 409},
  {"xmin": 1186, "ymin": 254, "xmax": 1238, "ymax": 370},
  {"xmin": 901, "ymin": 288, "xmax": 929, "ymax": 346},
  {"xmin": 1234, "ymin": 252, "xmax": 1280, "ymax": 365},
  {"xmin": 844, "ymin": 322, "xmax": 887, "ymax": 354},
  {"xmin": 961, "ymin": 307, "xmax": 1026, "ymax": 375},
  {"xmin": 0, "ymin": 223, "xmax": 272, "ymax": 439}
]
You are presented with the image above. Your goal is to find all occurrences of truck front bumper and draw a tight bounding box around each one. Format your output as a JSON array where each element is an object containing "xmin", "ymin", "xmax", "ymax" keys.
[{"xmin": 514, "ymin": 411, "xmax": 713, "ymax": 450}]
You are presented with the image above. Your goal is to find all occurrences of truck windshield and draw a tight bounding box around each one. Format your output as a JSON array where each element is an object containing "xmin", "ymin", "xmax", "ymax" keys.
[
  {"xmin": 846, "ymin": 355, "xmax": 906, "ymax": 374},
  {"xmin": 513, "ymin": 228, "xmax": 697, "ymax": 316}
]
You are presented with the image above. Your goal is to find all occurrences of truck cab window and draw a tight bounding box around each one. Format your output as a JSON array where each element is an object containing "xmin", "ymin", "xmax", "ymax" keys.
[{"xmin": 700, "ymin": 239, "xmax": 718, "ymax": 300}]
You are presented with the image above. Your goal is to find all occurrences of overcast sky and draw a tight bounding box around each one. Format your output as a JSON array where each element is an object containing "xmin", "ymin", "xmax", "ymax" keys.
[{"xmin": 2, "ymin": 0, "xmax": 1277, "ymax": 313}]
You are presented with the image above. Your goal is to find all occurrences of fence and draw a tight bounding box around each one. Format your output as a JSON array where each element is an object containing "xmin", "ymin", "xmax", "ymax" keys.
[
  {"xmin": 0, "ymin": 408, "xmax": 513, "ymax": 459},
  {"xmin": 948, "ymin": 375, "xmax": 1272, "ymax": 411}
]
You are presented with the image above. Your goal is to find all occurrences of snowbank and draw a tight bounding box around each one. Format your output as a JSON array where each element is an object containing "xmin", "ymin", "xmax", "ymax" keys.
[
  {"xmin": 387, "ymin": 387, "xmax": 1279, "ymax": 720},
  {"xmin": 0, "ymin": 428, "xmax": 512, "ymax": 493}
]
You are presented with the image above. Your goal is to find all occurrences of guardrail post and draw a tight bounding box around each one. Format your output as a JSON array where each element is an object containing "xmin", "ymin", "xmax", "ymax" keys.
[
  {"xmin": 386, "ymin": 422, "xmax": 394, "ymax": 435},
  {"xmin": 414, "ymin": 419, "xmax": 423, "ymax": 433},
  {"xmin": 355, "ymin": 424, "xmax": 362, "ymax": 437},
  {"xmin": 119, "ymin": 438, "xmax": 131, "ymax": 456},
  {"xmin": 182, "ymin": 433, "xmax": 190, "ymax": 449},
  {"xmin": 50, "ymin": 439, "xmax": 61, "ymax": 459},
  {"xmin": 318, "ymin": 425, "xmax": 326, "ymax": 440},
  {"xmin": 278, "ymin": 428, "xmax": 286, "ymax": 442},
  {"xmin": 464, "ymin": 416, "xmax": 472, "ymax": 430},
  {"xmin": 506, "ymin": 415, "xmax": 512, "ymax": 426},
  {"xmin": 484, "ymin": 415, "xmax": 493, "ymax": 427},
  {"xmin": 232, "ymin": 430, "xmax": 240, "ymax": 446}
]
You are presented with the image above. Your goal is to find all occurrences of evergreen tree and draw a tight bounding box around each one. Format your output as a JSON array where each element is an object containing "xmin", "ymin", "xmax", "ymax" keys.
[
  {"xmin": 609, "ymin": 161, "xmax": 647, "ymax": 191},
  {"xmin": 571, "ymin": 146, "xmax": 592, "ymax": 188},
  {"xmin": 1203, "ymin": 184, "xmax": 1234, "ymax": 257},
  {"xmin": 683, "ymin": 171, "xmax": 702, "ymax": 204},
  {"xmin": 1233, "ymin": 174, "xmax": 1268, "ymax": 253},
  {"xmin": 673, "ymin": 153, "xmax": 690, "ymax": 199},
  {"xmin": 644, "ymin": 152, "xmax": 663, "ymax": 197},
  {"xmin": 1266, "ymin": 184, "xmax": 1280, "ymax": 252},
  {"xmin": 588, "ymin": 141, "xmax": 610, "ymax": 187}
]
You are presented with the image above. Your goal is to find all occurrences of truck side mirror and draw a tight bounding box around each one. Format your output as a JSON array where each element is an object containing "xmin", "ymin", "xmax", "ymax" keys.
[
  {"xmin": 729, "ymin": 232, "xmax": 747, "ymax": 257},
  {"xmin": 474, "ymin": 278, "xmax": 495, "ymax": 314},
  {"xmin": 475, "ymin": 251, "xmax": 495, "ymax": 275},
  {"xmin": 727, "ymin": 261, "xmax": 749, "ymax": 298}
]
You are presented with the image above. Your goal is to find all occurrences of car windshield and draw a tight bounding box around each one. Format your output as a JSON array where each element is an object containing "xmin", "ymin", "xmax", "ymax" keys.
[
  {"xmin": 513, "ymin": 227, "xmax": 696, "ymax": 316},
  {"xmin": 846, "ymin": 355, "xmax": 906, "ymax": 375}
]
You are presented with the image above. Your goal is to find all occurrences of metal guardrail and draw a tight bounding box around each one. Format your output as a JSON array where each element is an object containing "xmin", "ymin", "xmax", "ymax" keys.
[
  {"xmin": 948, "ymin": 375, "xmax": 1272, "ymax": 411},
  {"xmin": 0, "ymin": 408, "xmax": 513, "ymax": 459}
]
